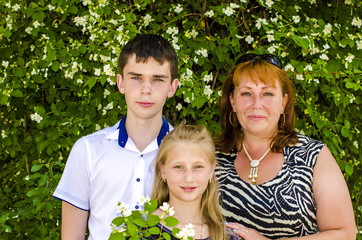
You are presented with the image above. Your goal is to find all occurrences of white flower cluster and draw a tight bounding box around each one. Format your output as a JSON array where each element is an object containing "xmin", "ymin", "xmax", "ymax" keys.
[
  {"xmin": 30, "ymin": 113, "xmax": 43, "ymax": 123},
  {"xmin": 116, "ymin": 202, "xmax": 132, "ymax": 217},
  {"xmin": 222, "ymin": 3, "xmax": 239, "ymax": 17},
  {"xmin": 195, "ymin": 48, "xmax": 208, "ymax": 58},
  {"xmin": 351, "ymin": 17, "xmax": 362, "ymax": 28},
  {"xmin": 1, "ymin": 130, "xmax": 7, "ymax": 138},
  {"xmin": 175, "ymin": 223, "xmax": 196, "ymax": 240}
]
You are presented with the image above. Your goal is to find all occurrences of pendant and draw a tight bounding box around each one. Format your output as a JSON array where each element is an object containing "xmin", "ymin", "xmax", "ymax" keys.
[{"xmin": 248, "ymin": 166, "xmax": 259, "ymax": 183}]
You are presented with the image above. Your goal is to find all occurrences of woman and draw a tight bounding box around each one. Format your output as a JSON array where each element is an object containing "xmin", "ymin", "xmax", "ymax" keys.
[
  {"xmin": 151, "ymin": 125, "xmax": 238, "ymax": 240},
  {"xmin": 215, "ymin": 54, "xmax": 356, "ymax": 239}
]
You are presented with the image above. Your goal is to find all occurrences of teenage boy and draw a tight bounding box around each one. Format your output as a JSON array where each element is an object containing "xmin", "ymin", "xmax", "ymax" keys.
[{"xmin": 53, "ymin": 34, "xmax": 179, "ymax": 240}]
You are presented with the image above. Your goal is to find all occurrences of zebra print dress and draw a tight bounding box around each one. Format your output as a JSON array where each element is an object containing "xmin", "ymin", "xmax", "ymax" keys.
[{"xmin": 215, "ymin": 134, "xmax": 324, "ymax": 239}]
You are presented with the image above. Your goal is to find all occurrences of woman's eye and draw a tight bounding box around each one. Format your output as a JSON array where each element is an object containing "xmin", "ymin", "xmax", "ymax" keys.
[
  {"xmin": 241, "ymin": 92, "xmax": 251, "ymax": 96},
  {"xmin": 263, "ymin": 92, "xmax": 274, "ymax": 96}
]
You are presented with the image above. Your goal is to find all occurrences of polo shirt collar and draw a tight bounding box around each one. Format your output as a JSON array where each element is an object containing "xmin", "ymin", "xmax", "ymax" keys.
[{"xmin": 117, "ymin": 116, "xmax": 170, "ymax": 148}]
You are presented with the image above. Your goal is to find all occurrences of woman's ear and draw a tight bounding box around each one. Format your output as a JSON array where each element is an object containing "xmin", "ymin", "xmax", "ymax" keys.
[
  {"xmin": 282, "ymin": 93, "xmax": 288, "ymax": 113},
  {"xmin": 229, "ymin": 93, "xmax": 236, "ymax": 112}
]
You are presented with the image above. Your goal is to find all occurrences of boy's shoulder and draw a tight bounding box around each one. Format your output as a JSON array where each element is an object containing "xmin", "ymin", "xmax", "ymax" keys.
[{"xmin": 80, "ymin": 120, "xmax": 120, "ymax": 143}]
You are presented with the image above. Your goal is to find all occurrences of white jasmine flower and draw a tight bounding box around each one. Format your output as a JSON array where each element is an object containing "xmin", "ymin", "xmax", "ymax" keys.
[
  {"xmin": 25, "ymin": 27, "xmax": 33, "ymax": 34},
  {"xmin": 176, "ymin": 103, "xmax": 182, "ymax": 111},
  {"xmin": 284, "ymin": 64, "xmax": 295, "ymax": 72},
  {"xmin": 185, "ymin": 97, "xmax": 191, "ymax": 103},
  {"xmin": 320, "ymin": 54, "xmax": 329, "ymax": 61},
  {"xmin": 104, "ymin": 89, "xmax": 110, "ymax": 98},
  {"xmin": 196, "ymin": 48, "xmax": 208, "ymax": 58},
  {"xmin": 95, "ymin": 124, "xmax": 101, "ymax": 131},
  {"xmin": 267, "ymin": 34, "xmax": 275, "ymax": 42},
  {"xmin": 353, "ymin": 141, "xmax": 358, "ymax": 148},
  {"xmin": 1, "ymin": 130, "xmax": 7, "ymax": 138},
  {"xmin": 323, "ymin": 23, "xmax": 332, "ymax": 35},
  {"xmin": 296, "ymin": 74, "xmax": 304, "ymax": 80},
  {"xmin": 294, "ymin": 5, "xmax": 301, "ymax": 12},
  {"xmin": 12, "ymin": 4, "xmax": 20, "ymax": 11},
  {"xmin": 265, "ymin": 0, "xmax": 274, "ymax": 8},
  {"xmin": 103, "ymin": 64, "xmax": 114, "ymax": 76},
  {"xmin": 186, "ymin": 29, "xmax": 198, "ymax": 39},
  {"xmin": 292, "ymin": 15, "xmax": 301, "ymax": 24},
  {"xmin": 82, "ymin": 0, "xmax": 92, "ymax": 6},
  {"xmin": 2, "ymin": 61, "xmax": 9, "ymax": 67},
  {"xmin": 47, "ymin": 4, "xmax": 55, "ymax": 11},
  {"xmin": 33, "ymin": 21, "xmax": 41, "ymax": 28},
  {"xmin": 143, "ymin": 14, "xmax": 153, "ymax": 26},
  {"xmin": 30, "ymin": 113, "xmax": 43, "ymax": 123},
  {"xmin": 116, "ymin": 202, "xmax": 132, "ymax": 217},
  {"xmin": 255, "ymin": 18, "xmax": 267, "ymax": 29},
  {"xmin": 223, "ymin": 7, "xmax": 235, "ymax": 16},
  {"xmin": 204, "ymin": 10, "xmax": 214, "ymax": 18},
  {"xmin": 230, "ymin": 3, "xmax": 240, "ymax": 8},
  {"xmin": 94, "ymin": 69, "xmax": 101, "ymax": 76},
  {"xmin": 74, "ymin": 16, "xmax": 87, "ymax": 27},
  {"xmin": 304, "ymin": 64, "xmax": 313, "ymax": 71},
  {"xmin": 309, "ymin": 0, "xmax": 317, "ymax": 3},
  {"xmin": 245, "ymin": 35, "xmax": 254, "ymax": 44},
  {"xmin": 345, "ymin": 54, "xmax": 355, "ymax": 63},
  {"xmin": 176, "ymin": 224, "xmax": 196, "ymax": 240},
  {"xmin": 139, "ymin": 196, "xmax": 151, "ymax": 205},
  {"xmin": 267, "ymin": 44, "xmax": 277, "ymax": 53},
  {"xmin": 323, "ymin": 44, "xmax": 330, "ymax": 50},
  {"xmin": 356, "ymin": 40, "xmax": 362, "ymax": 50},
  {"xmin": 77, "ymin": 79, "xmax": 83, "ymax": 84},
  {"xmin": 160, "ymin": 202, "xmax": 170, "ymax": 212},
  {"xmin": 166, "ymin": 26, "xmax": 179, "ymax": 35},
  {"xmin": 203, "ymin": 73, "xmax": 213, "ymax": 83},
  {"xmin": 204, "ymin": 85, "xmax": 213, "ymax": 97},
  {"xmin": 174, "ymin": 4, "xmax": 183, "ymax": 13},
  {"xmin": 351, "ymin": 17, "xmax": 362, "ymax": 28},
  {"xmin": 345, "ymin": 0, "xmax": 352, "ymax": 4}
]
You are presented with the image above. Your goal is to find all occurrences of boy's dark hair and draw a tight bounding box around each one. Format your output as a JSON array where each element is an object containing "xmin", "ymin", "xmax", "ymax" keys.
[{"xmin": 118, "ymin": 34, "xmax": 178, "ymax": 80}]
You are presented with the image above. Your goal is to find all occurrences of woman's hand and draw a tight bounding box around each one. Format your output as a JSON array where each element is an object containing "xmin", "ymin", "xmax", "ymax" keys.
[{"xmin": 225, "ymin": 222, "xmax": 270, "ymax": 240}]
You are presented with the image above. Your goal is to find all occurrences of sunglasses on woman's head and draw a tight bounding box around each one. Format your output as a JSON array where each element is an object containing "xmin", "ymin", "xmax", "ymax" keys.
[{"xmin": 237, "ymin": 53, "xmax": 282, "ymax": 69}]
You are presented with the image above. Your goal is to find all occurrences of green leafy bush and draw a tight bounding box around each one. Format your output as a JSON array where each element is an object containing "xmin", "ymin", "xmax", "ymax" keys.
[{"xmin": 0, "ymin": 0, "xmax": 361, "ymax": 239}]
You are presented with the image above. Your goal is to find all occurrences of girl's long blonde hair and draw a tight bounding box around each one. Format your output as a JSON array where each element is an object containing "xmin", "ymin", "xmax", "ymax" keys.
[{"xmin": 151, "ymin": 125, "xmax": 227, "ymax": 240}]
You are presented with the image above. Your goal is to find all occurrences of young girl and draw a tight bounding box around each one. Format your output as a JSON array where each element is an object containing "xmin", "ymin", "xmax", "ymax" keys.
[{"xmin": 150, "ymin": 125, "xmax": 235, "ymax": 240}]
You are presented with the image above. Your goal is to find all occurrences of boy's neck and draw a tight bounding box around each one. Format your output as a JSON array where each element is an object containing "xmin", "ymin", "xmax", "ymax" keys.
[{"xmin": 125, "ymin": 114, "xmax": 163, "ymax": 152}]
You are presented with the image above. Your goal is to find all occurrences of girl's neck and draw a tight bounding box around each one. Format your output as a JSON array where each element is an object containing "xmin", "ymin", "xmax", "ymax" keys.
[{"xmin": 168, "ymin": 200, "xmax": 203, "ymax": 224}]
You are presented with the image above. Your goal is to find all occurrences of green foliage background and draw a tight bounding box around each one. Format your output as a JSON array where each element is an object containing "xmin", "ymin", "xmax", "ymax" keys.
[{"xmin": 0, "ymin": 0, "xmax": 361, "ymax": 239}]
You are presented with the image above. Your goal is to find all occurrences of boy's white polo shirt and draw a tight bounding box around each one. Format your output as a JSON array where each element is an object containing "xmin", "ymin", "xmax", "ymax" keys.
[{"xmin": 53, "ymin": 116, "xmax": 172, "ymax": 240}]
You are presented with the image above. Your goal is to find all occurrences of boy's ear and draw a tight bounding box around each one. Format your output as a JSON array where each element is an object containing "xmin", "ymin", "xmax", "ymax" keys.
[
  {"xmin": 167, "ymin": 78, "xmax": 179, "ymax": 98},
  {"xmin": 117, "ymin": 74, "xmax": 125, "ymax": 94}
]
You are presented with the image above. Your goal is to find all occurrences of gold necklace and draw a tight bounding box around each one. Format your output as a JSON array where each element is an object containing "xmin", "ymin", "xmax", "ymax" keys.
[{"xmin": 243, "ymin": 143, "xmax": 271, "ymax": 183}]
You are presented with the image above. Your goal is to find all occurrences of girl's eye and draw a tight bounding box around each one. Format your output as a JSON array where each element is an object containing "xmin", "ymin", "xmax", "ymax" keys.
[
  {"xmin": 195, "ymin": 165, "xmax": 204, "ymax": 169},
  {"xmin": 173, "ymin": 165, "xmax": 183, "ymax": 169}
]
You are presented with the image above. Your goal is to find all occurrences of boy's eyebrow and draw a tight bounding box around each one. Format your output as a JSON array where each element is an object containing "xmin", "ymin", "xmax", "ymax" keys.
[{"xmin": 127, "ymin": 72, "xmax": 169, "ymax": 78}]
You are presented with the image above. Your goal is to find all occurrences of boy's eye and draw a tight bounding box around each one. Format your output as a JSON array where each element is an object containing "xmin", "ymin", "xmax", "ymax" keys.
[
  {"xmin": 153, "ymin": 78, "xmax": 164, "ymax": 82},
  {"xmin": 131, "ymin": 76, "xmax": 141, "ymax": 80}
]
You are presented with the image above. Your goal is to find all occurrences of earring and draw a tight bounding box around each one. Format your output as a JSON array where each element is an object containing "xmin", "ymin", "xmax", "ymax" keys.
[
  {"xmin": 209, "ymin": 178, "xmax": 212, "ymax": 184},
  {"xmin": 229, "ymin": 111, "xmax": 238, "ymax": 127},
  {"xmin": 162, "ymin": 178, "xmax": 167, "ymax": 183}
]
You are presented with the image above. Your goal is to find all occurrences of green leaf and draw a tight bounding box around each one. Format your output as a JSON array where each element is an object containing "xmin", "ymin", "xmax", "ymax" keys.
[
  {"xmin": 133, "ymin": 217, "xmax": 147, "ymax": 227},
  {"xmin": 127, "ymin": 224, "xmax": 139, "ymax": 237},
  {"xmin": 111, "ymin": 216, "xmax": 125, "ymax": 226},
  {"xmin": 11, "ymin": 90, "xmax": 23, "ymax": 97},
  {"xmin": 31, "ymin": 164, "xmax": 44, "ymax": 172},
  {"xmin": 146, "ymin": 214, "xmax": 160, "ymax": 227},
  {"xmin": 144, "ymin": 199, "xmax": 158, "ymax": 212},
  {"xmin": 345, "ymin": 163, "xmax": 354, "ymax": 176},
  {"xmin": 164, "ymin": 216, "xmax": 179, "ymax": 227},
  {"xmin": 108, "ymin": 232, "xmax": 125, "ymax": 240},
  {"xmin": 148, "ymin": 226, "xmax": 161, "ymax": 235},
  {"xmin": 291, "ymin": 35, "xmax": 309, "ymax": 49}
]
